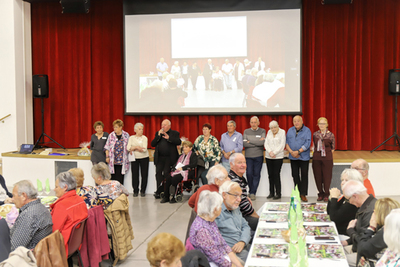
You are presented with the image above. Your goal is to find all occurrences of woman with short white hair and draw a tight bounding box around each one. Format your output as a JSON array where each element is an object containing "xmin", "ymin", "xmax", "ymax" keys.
[{"xmin": 189, "ymin": 190, "xmax": 243, "ymax": 267}]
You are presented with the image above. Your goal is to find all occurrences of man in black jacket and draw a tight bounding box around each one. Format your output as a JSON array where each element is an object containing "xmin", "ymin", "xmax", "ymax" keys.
[{"xmin": 151, "ymin": 119, "xmax": 181, "ymax": 198}]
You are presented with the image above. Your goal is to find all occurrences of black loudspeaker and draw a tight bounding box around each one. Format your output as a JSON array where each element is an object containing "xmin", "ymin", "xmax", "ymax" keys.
[
  {"xmin": 389, "ymin": 69, "xmax": 400, "ymax": 95},
  {"xmin": 33, "ymin": 75, "xmax": 49, "ymax": 98},
  {"xmin": 60, "ymin": 0, "xmax": 90, "ymax": 14},
  {"xmin": 322, "ymin": 0, "xmax": 353, "ymax": 4}
]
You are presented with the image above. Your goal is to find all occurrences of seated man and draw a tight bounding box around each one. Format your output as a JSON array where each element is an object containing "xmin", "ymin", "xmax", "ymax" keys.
[
  {"xmin": 350, "ymin": 159, "xmax": 375, "ymax": 197},
  {"xmin": 10, "ymin": 180, "xmax": 52, "ymax": 251},
  {"xmin": 216, "ymin": 181, "xmax": 251, "ymax": 263},
  {"xmin": 51, "ymin": 172, "xmax": 88, "ymax": 255},
  {"xmin": 228, "ymin": 153, "xmax": 259, "ymax": 231}
]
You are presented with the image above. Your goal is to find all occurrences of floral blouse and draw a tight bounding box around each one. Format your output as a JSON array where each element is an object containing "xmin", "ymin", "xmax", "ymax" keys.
[
  {"xmin": 193, "ymin": 135, "xmax": 221, "ymax": 163},
  {"xmin": 376, "ymin": 249, "xmax": 400, "ymax": 267},
  {"xmin": 76, "ymin": 186, "xmax": 99, "ymax": 208},
  {"xmin": 104, "ymin": 130, "xmax": 130, "ymax": 174},
  {"xmin": 95, "ymin": 181, "xmax": 129, "ymax": 209}
]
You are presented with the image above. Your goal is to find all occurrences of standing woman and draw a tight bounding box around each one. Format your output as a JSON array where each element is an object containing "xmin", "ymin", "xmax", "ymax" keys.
[
  {"xmin": 90, "ymin": 121, "xmax": 109, "ymax": 164},
  {"xmin": 104, "ymin": 119, "xmax": 130, "ymax": 185},
  {"xmin": 127, "ymin": 123, "xmax": 149, "ymax": 197},
  {"xmin": 264, "ymin": 120, "xmax": 286, "ymax": 200},
  {"xmin": 312, "ymin": 117, "xmax": 335, "ymax": 202},
  {"xmin": 193, "ymin": 123, "xmax": 221, "ymax": 186}
]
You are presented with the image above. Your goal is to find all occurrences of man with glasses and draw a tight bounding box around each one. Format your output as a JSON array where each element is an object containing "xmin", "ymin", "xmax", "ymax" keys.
[
  {"xmin": 216, "ymin": 181, "xmax": 251, "ymax": 263},
  {"xmin": 350, "ymin": 159, "xmax": 375, "ymax": 197}
]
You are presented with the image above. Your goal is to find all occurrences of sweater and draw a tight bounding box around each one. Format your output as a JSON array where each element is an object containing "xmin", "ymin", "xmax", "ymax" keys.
[{"xmin": 243, "ymin": 128, "xmax": 266, "ymax": 158}]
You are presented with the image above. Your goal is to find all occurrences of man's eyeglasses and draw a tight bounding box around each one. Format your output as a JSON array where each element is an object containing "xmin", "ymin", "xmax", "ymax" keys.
[
  {"xmin": 226, "ymin": 192, "xmax": 241, "ymax": 199},
  {"xmin": 345, "ymin": 194, "xmax": 354, "ymax": 202}
]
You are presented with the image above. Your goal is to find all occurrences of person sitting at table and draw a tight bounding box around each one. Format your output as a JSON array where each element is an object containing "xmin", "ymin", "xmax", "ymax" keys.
[
  {"xmin": 327, "ymin": 168, "xmax": 362, "ymax": 235},
  {"xmin": 51, "ymin": 172, "xmax": 88, "ymax": 255},
  {"xmin": 189, "ymin": 190, "xmax": 243, "ymax": 267},
  {"xmin": 10, "ymin": 180, "xmax": 53, "ymax": 251},
  {"xmin": 0, "ymin": 174, "xmax": 13, "ymax": 205},
  {"xmin": 146, "ymin": 232, "xmax": 186, "ymax": 267},
  {"xmin": 69, "ymin": 167, "xmax": 98, "ymax": 208},
  {"xmin": 375, "ymin": 209, "xmax": 400, "ymax": 267},
  {"xmin": 92, "ymin": 162, "xmax": 129, "ymax": 209}
]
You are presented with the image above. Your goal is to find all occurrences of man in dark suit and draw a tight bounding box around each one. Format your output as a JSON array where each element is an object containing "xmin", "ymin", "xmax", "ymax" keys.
[
  {"xmin": 203, "ymin": 59, "xmax": 214, "ymax": 90},
  {"xmin": 151, "ymin": 119, "xmax": 181, "ymax": 198}
]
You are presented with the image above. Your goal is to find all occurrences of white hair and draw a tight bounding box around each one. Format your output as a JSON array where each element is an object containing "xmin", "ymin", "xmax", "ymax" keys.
[
  {"xmin": 219, "ymin": 180, "xmax": 240, "ymax": 194},
  {"xmin": 342, "ymin": 180, "xmax": 367, "ymax": 198},
  {"xmin": 340, "ymin": 169, "xmax": 363, "ymax": 183},
  {"xmin": 250, "ymin": 116, "xmax": 259, "ymax": 123},
  {"xmin": 197, "ymin": 190, "xmax": 223, "ymax": 218},
  {"xmin": 263, "ymin": 73, "xmax": 275, "ymax": 82},
  {"xmin": 134, "ymin": 122, "xmax": 144, "ymax": 131},
  {"xmin": 56, "ymin": 171, "xmax": 77, "ymax": 191},
  {"xmin": 229, "ymin": 153, "xmax": 244, "ymax": 165},
  {"xmin": 91, "ymin": 162, "xmax": 112, "ymax": 180},
  {"xmin": 383, "ymin": 209, "xmax": 400, "ymax": 253},
  {"xmin": 269, "ymin": 120, "xmax": 279, "ymax": 128},
  {"xmin": 14, "ymin": 180, "xmax": 37, "ymax": 199},
  {"xmin": 206, "ymin": 165, "xmax": 228, "ymax": 185}
]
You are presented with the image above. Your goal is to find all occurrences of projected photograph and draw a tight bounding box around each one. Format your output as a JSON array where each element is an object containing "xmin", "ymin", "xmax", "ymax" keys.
[{"xmin": 125, "ymin": 10, "xmax": 301, "ymax": 114}]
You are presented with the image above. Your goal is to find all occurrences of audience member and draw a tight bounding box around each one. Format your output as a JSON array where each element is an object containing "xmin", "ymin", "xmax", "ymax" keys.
[
  {"xmin": 221, "ymin": 59, "xmax": 233, "ymax": 89},
  {"xmin": 164, "ymin": 78, "xmax": 188, "ymax": 108},
  {"xmin": 376, "ymin": 209, "xmax": 400, "ymax": 267},
  {"xmin": 10, "ymin": 180, "xmax": 52, "ymax": 251},
  {"xmin": 104, "ymin": 119, "xmax": 130, "ymax": 184},
  {"xmin": 161, "ymin": 141, "xmax": 197, "ymax": 204},
  {"xmin": 264, "ymin": 120, "xmax": 286, "ymax": 200},
  {"xmin": 151, "ymin": 119, "xmax": 181, "ymax": 198},
  {"xmin": 220, "ymin": 120, "xmax": 243, "ymax": 172},
  {"xmin": 216, "ymin": 181, "xmax": 251, "ymax": 263},
  {"xmin": 243, "ymin": 116, "xmax": 266, "ymax": 200},
  {"xmin": 156, "ymin": 58, "xmax": 168, "ymax": 80},
  {"xmin": 327, "ymin": 169, "xmax": 361, "ymax": 235},
  {"xmin": 51, "ymin": 171, "xmax": 88, "ymax": 255},
  {"xmin": 203, "ymin": 59, "xmax": 214, "ymax": 90},
  {"xmin": 190, "ymin": 190, "xmax": 243, "ymax": 267},
  {"xmin": 312, "ymin": 117, "xmax": 335, "ymax": 202},
  {"xmin": 90, "ymin": 121, "xmax": 109, "ymax": 165},
  {"xmin": 69, "ymin": 167, "xmax": 98, "ymax": 208},
  {"xmin": 252, "ymin": 73, "xmax": 284, "ymax": 107},
  {"xmin": 286, "ymin": 115, "xmax": 312, "ymax": 202},
  {"xmin": 147, "ymin": 232, "xmax": 185, "ymax": 267},
  {"xmin": 0, "ymin": 174, "xmax": 13, "ymax": 205},
  {"xmin": 0, "ymin": 219, "xmax": 11, "ymax": 261},
  {"xmin": 228, "ymin": 153, "xmax": 259, "ymax": 231},
  {"xmin": 127, "ymin": 122, "xmax": 149, "ymax": 197},
  {"xmin": 351, "ymin": 158, "xmax": 376, "ymax": 197},
  {"xmin": 233, "ymin": 58, "xmax": 244, "ymax": 89},
  {"xmin": 193, "ymin": 123, "xmax": 222, "ymax": 186}
]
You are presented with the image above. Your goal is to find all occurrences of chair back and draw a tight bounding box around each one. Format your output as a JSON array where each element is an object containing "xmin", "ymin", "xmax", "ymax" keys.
[{"xmin": 67, "ymin": 217, "xmax": 88, "ymax": 257}]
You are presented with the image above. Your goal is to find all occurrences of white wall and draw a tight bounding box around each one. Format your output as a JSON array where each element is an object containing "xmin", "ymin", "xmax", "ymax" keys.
[{"xmin": 0, "ymin": 0, "xmax": 33, "ymax": 156}]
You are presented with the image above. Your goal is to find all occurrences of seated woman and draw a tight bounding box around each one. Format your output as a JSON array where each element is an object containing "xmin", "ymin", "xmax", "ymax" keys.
[
  {"xmin": 190, "ymin": 190, "xmax": 243, "ymax": 267},
  {"xmin": 51, "ymin": 171, "xmax": 88, "ymax": 255},
  {"xmin": 327, "ymin": 169, "xmax": 362, "ymax": 235},
  {"xmin": 146, "ymin": 232, "xmax": 186, "ymax": 267},
  {"xmin": 357, "ymin": 198, "xmax": 400, "ymax": 266},
  {"xmin": 69, "ymin": 167, "xmax": 98, "ymax": 208},
  {"xmin": 376, "ymin": 209, "xmax": 400, "ymax": 267},
  {"xmin": 161, "ymin": 141, "xmax": 197, "ymax": 204},
  {"xmin": 92, "ymin": 162, "xmax": 129, "ymax": 209}
]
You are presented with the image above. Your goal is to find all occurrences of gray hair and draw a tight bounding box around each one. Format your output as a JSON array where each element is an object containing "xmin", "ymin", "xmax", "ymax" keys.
[
  {"xmin": 342, "ymin": 180, "xmax": 367, "ymax": 198},
  {"xmin": 227, "ymin": 120, "xmax": 236, "ymax": 127},
  {"xmin": 197, "ymin": 190, "xmax": 223, "ymax": 218},
  {"xmin": 56, "ymin": 171, "xmax": 77, "ymax": 191},
  {"xmin": 14, "ymin": 180, "xmax": 37, "ymax": 199},
  {"xmin": 269, "ymin": 120, "xmax": 279, "ymax": 128},
  {"xmin": 134, "ymin": 122, "xmax": 144, "ymax": 131},
  {"xmin": 229, "ymin": 153, "xmax": 244, "ymax": 165},
  {"xmin": 263, "ymin": 73, "xmax": 275, "ymax": 82},
  {"xmin": 219, "ymin": 180, "xmax": 240, "ymax": 194},
  {"xmin": 251, "ymin": 68, "xmax": 258, "ymax": 75},
  {"xmin": 91, "ymin": 162, "xmax": 111, "ymax": 180},
  {"xmin": 250, "ymin": 116, "xmax": 259, "ymax": 123},
  {"xmin": 206, "ymin": 165, "xmax": 228, "ymax": 184},
  {"xmin": 383, "ymin": 209, "xmax": 400, "ymax": 253},
  {"xmin": 164, "ymin": 119, "xmax": 171, "ymax": 126},
  {"xmin": 340, "ymin": 169, "xmax": 363, "ymax": 183}
]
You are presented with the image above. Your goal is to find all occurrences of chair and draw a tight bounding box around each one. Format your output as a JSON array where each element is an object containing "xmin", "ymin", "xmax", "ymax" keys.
[{"xmin": 67, "ymin": 217, "xmax": 88, "ymax": 267}]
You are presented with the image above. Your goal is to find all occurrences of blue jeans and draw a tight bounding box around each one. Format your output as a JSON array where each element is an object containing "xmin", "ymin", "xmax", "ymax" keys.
[
  {"xmin": 223, "ymin": 73, "xmax": 232, "ymax": 88},
  {"xmin": 246, "ymin": 156, "xmax": 263, "ymax": 195}
]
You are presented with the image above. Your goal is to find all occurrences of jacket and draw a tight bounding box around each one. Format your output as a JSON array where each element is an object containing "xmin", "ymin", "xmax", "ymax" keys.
[
  {"xmin": 0, "ymin": 247, "xmax": 37, "ymax": 267},
  {"xmin": 33, "ymin": 230, "xmax": 68, "ymax": 267},
  {"xmin": 103, "ymin": 194, "xmax": 134, "ymax": 266},
  {"xmin": 150, "ymin": 129, "xmax": 180, "ymax": 165}
]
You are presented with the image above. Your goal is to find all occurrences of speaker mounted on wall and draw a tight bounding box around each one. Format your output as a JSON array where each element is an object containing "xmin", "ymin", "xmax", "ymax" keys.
[
  {"xmin": 389, "ymin": 69, "xmax": 400, "ymax": 95},
  {"xmin": 33, "ymin": 75, "xmax": 49, "ymax": 98},
  {"xmin": 60, "ymin": 0, "xmax": 90, "ymax": 14},
  {"xmin": 322, "ymin": 0, "xmax": 353, "ymax": 4}
]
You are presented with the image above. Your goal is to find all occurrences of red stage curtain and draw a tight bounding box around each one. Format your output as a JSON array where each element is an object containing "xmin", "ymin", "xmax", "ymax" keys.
[{"xmin": 32, "ymin": 0, "xmax": 400, "ymax": 150}]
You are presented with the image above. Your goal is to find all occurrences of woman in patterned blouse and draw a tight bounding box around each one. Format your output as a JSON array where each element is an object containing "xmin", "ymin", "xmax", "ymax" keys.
[
  {"xmin": 69, "ymin": 167, "xmax": 98, "ymax": 208},
  {"xmin": 190, "ymin": 190, "xmax": 243, "ymax": 267},
  {"xmin": 193, "ymin": 123, "xmax": 222, "ymax": 186}
]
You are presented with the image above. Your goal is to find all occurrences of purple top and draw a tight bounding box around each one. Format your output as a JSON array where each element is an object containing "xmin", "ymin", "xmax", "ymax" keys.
[{"xmin": 190, "ymin": 216, "xmax": 232, "ymax": 267}]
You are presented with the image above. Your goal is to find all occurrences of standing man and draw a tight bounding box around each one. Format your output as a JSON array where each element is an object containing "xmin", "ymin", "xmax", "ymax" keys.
[
  {"xmin": 254, "ymin": 57, "xmax": 265, "ymax": 72},
  {"xmin": 243, "ymin": 116, "xmax": 266, "ymax": 200},
  {"xmin": 286, "ymin": 115, "xmax": 311, "ymax": 202},
  {"xmin": 233, "ymin": 59, "xmax": 245, "ymax": 89},
  {"xmin": 221, "ymin": 59, "xmax": 233, "ymax": 89},
  {"xmin": 203, "ymin": 59, "xmax": 214, "ymax": 90},
  {"xmin": 156, "ymin": 58, "xmax": 168, "ymax": 80},
  {"xmin": 151, "ymin": 119, "xmax": 181, "ymax": 198},
  {"xmin": 220, "ymin": 120, "xmax": 243, "ymax": 172}
]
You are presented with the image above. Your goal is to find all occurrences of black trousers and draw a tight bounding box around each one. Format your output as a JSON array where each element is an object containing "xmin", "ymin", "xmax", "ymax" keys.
[
  {"xmin": 111, "ymin": 164, "xmax": 124, "ymax": 185},
  {"xmin": 290, "ymin": 159, "xmax": 309, "ymax": 196},
  {"xmin": 163, "ymin": 174, "xmax": 183, "ymax": 198},
  {"xmin": 131, "ymin": 157, "xmax": 149, "ymax": 194},
  {"xmin": 265, "ymin": 158, "xmax": 283, "ymax": 196},
  {"xmin": 155, "ymin": 156, "xmax": 172, "ymax": 194}
]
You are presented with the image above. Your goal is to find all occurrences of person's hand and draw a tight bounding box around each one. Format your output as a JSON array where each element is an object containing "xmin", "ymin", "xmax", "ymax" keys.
[
  {"xmin": 177, "ymin": 168, "xmax": 183, "ymax": 171},
  {"xmin": 269, "ymin": 151, "xmax": 275, "ymax": 158},
  {"xmin": 231, "ymin": 241, "xmax": 245, "ymax": 253},
  {"xmin": 369, "ymin": 212, "xmax": 377, "ymax": 229},
  {"xmin": 4, "ymin": 198, "xmax": 13, "ymax": 204},
  {"xmin": 224, "ymin": 152, "xmax": 230, "ymax": 159},
  {"xmin": 106, "ymin": 157, "xmax": 110, "ymax": 163},
  {"xmin": 348, "ymin": 219, "xmax": 357, "ymax": 229},
  {"xmin": 329, "ymin": 188, "xmax": 341, "ymax": 199},
  {"xmin": 129, "ymin": 151, "xmax": 133, "ymax": 155},
  {"xmin": 291, "ymin": 151, "xmax": 299, "ymax": 157},
  {"xmin": 247, "ymin": 141, "xmax": 250, "ymax": 144},
  {"xmin": 247, "ymin": 197, "xmax": 253, "ymax": 206},
  {"xmin": 162, "ymin": 132, "xmax": 169, "ymax": 140},
  {"xmin": 260, "ymin": 137, "xmax": 265, "ymax": 141},
  {"xmin": 341, "ymin": 240, "xmax": 348, "ymax": 246}
]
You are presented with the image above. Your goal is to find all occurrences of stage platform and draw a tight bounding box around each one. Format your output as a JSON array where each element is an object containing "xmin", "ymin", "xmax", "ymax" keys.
[{"xmin": 2, "ymin": 149, "xmax": 399, "ymax": 197}]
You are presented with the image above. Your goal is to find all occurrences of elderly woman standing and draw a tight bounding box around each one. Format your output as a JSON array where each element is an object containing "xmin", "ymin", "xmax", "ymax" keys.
[
  {"xmin": 90, "ymin": 121, "xmax": 109, "ymax": 164},
  {"xmin": 104, "ymin": 119, "xmax": 130, "ymax": 185},
  {"xmin": 193, "ymin": 123, "xmax": 222, "ymax": 186},
  {"xmin": 69, "ymin": 168, "xmax": 98, "ymax": 208},
  {"xmin": 264, "ymin": 120, "xmax": 286, "ymax": 199},
  {"xmin": 127, "ymin": 122, "xmax": 149, "ymax": 197},
  {"xmin": 190, "ymin": 190, "xmax": 243, "ymax": 267},
  {"xmin": 51, "ymin": 172, "xmax": 88, "ymax": 255},
  {"xmin": 312, "ymin": 117, "xmax": 335, "ymax": 202},
  {"xmin": 92, "ymin": 162, "xmax": 129, "ymax": 209}
]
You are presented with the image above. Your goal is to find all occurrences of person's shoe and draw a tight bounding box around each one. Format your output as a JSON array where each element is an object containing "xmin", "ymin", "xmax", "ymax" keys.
[
  {"xmin": 324, "ymin": 197, "xmax": 329, "ymax": 202},
  {"xmin": 267, "ymin": 194, "xmax": 274, "ymax": 199},
  {"xmin": 249, "ymin": 194, "xmax": 256, "ymax": 200},
  {"xmin": 170, "ymin": 198, "xmax": 177, "ymax": 204},
  {"xmin": 160, "ymin": 198, "xmax": 169, "ymax": 203},
  {"xmin": 317, "ymin": 196, "xmax": 323, "ymax": 201},
  {"xmin": 300, "ymin": 195, "xmax": 308, "ymax": 202},
  {"xmin": 273, "ymin": 195, "xmax": 281, "ymax": 200},
  {"xmin": 133, "ymin": 193, "xmax": 139, "ymax": 197},
  {"xmin": 140, "ymin": 193, "xmax": 146, "ymax": 197},
  {"xmin": 154, "ymin": 193, "xmax": 161, "ymax": 199}
]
